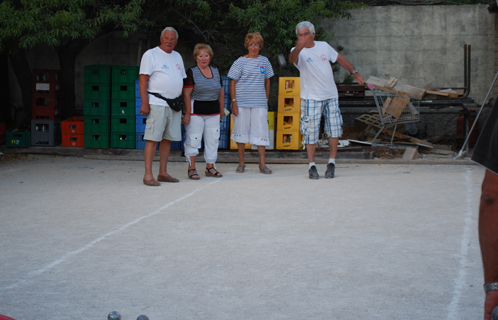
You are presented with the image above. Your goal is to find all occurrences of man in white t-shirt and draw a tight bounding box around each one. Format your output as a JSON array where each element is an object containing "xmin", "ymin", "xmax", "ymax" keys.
[
  {"xmin": 139, "ymin": 27, "xmax": 186, "ymax": 186},
  {"xmin": 289, "ymin": 21, "xmax": 364, "ymax": 180}
]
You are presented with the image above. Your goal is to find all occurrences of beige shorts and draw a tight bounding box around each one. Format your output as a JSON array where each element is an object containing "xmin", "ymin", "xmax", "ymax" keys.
[{"xmin": 144, "ymin": 104, "xmax": 182, "ymax": 142}]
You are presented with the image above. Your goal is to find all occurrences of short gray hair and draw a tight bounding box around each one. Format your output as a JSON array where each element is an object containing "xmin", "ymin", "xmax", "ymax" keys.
[
  {"xmin": 296, "ymin": 21, "xmax": 315, "ymax": 35},
  {"xmin": 161, "ymin": 27, "xmax": 179, "ymax": 39}
]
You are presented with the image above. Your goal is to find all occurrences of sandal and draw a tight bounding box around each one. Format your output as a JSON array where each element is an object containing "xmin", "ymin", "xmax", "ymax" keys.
[
  {"xmin": 259, "ymin": 164, "xmax": 272, "ymax": 174},
  {"xmin": 188, "ymin": 169, "xmax": 200, "ymax": 180},
  {"xmin": 205, "ymin": 167, "xmax": 223, "ymax": 178},
  {"xmin": 236, "ymin": 163, "xmax": 245, "ymax": 173}
]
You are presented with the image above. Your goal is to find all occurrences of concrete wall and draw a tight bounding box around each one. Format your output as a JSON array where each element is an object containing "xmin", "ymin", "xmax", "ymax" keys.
[
  {"xmin": 324, "ymin": 4, "xmax": 495, "ymax": 105},
  {"xmin": 8, "ymin": 4, "xmax": 496, "ymax": 113}
]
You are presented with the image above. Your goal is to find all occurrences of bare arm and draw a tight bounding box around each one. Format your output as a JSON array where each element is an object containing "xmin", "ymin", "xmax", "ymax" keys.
[
  {"xmin": 139, "ymin": 74, "xmax": 150, "ymax": 115},
  {"xmin": 182, "ymin": 87, "xmax": 193, "ymax": 125},
  {"xmin": 219, "ymin": 88, "xmax": 225, "ymax": 120},
  {"xmin": 479, "ymin": 170, "xmax": 498, "ymax": 320},
  {"xmin": 288, "ymin": 38, "xmax": 307, "ymax": 65},
  {"xmin": 265, "ymin": 78, "xmax": 271, "ymax": 100},
  {"xmin": 336, "ymin": 54, "xmax": 365, "ymax": 86},
  {"xmin": 230, "ymin": 79, "xmax": 238, "ymax": 116}
]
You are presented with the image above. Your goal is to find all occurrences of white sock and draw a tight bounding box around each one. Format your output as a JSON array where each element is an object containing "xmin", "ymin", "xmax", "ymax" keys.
[
  {"xmin": 328, "ymin": 158, "xmax": 335, "ymax": 165},
  {"xmin": 309, "ymin": 162, "xmax": 316, "ymax": 169}
]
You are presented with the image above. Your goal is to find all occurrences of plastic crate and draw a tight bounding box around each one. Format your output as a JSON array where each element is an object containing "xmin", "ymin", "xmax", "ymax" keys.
[
  {"xmin": 136, "ymin": 97, "xmax": 142, "ymax": 107},
  {"xmin": 84, "ymin": 116, "xmax": 110, "ymax": 133},
  {"xmin": 278, "ymin": 77, "xmax": 300, "ymax": 95},
  {"xmin": 275, "ymin": 130, "xmax": 303, "ymax": 150},
  {"xmin": 32, "ymin": 106, "xmax": 60, "ymax": 120},
  {"xmin": 112, "ymin": 83, "xmax": 135, "ymax": 100},
  {"xmin": 221, "ymin": 75, "xmax": 230, "ymax": 94},
  {"xmin": 111, "ymin": 132, "xmax": 136, "ymax": 149},
  {"xmin": 111, "ymin": 115, "xmax": 135, "ymax": 132},
  {"xmin": 84, "ymin": 65, "xmax": 112, "ymax": 83},
  {"xmin": 219, "ymin": 129, "xmax": 229, "ymax": 149},
  {"xmin": 31, "ymin": 119, "xmax": 60, "ymax": 134},
  {"xmin": 135, "ymin": 132, "xmax": 159, "ymax": 150},
  {"xmin": 278, "ymin": 95, "xmax": 301, "ymax": 114},
  {"xmin": 33, "ymin": 69, "xmax": 61, "ymax": 95},
  {"xmin": 84, "ymin": 83, "xmax": 111, "ymax": 100},
  {"xmin": 33, "ymin": 94, "xmax": 61, "ymax": 108},
  {"xmin": 84, "ymin": 132, "xmax": 110, "ymax": 148},
  {"xmin": 6, "ymin": 131, "xmax": 30, "ymax": 147},
  {"xmin": 136, "ymin": 115, "xmax": 147, "ymax": 132},
  {"xmin": 31, "ymin": 131, "xmax": 60, "ymax": 146},
  {"xmin": 61, "ymin": 117, "xmax": 84, "ymax": 135},
  {"xmin": 111, "ymin": 99, "xmax": 136, "ymax": 116},
  {"xmin": 111, "ymin": 66, "xmax": 139, "ymax": 84},
  {"xmin": 135, "ymin": 79, "xmax": 140, "ymax": 97},
  {"xmin": 61, "ymin": 134, "xmax": 84, "ymax": 147},
  {"xmin": 83, "ymin": 99, "xmax": 111, "ymax": 116},
  {"xmin": 277, "ymin": 113, "xmax": 300, "ymax": 131}
]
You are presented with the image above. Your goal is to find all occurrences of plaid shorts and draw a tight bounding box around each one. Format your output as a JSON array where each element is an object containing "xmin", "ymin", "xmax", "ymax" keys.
[{"xmin": 300, "ymin": 98, "xmax": 343, "ymax": 144}]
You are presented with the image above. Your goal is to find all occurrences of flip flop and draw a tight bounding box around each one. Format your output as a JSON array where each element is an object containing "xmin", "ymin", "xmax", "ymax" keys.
[
  {"xmin": 259, "ymin": 165, "xmax": 272, "ymax": 174},
  {"xmin": 236, "ymin": 164, "xmax": 245, "ymax": 173}
]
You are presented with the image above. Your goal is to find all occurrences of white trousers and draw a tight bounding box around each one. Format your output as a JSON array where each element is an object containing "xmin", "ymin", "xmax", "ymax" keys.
[{"xmin": 184, "ymin": 114, "xmax": 220, "ymax": 165}]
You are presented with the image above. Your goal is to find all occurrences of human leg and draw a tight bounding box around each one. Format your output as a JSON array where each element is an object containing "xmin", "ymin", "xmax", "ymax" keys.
[
  {"xmin": 300, "ymin": 99, "xmax": 322, "ymax": 164},
  {"xmin": 248, "ymin": 108, "xmax": 271, "ymax": 174},
  {"xmin": 231, "ymin": 109, "xmax": 251, "ymax": 172},
  {"xmin": 143, "ymin": 140, "xmax": 159, "ymax": 186},
  {"xmin": 324, "ymin": 98, "xmax": 342, "ymax": 179},
  {"xmin": 143, "ymin": 104, "xmax": 167, "ymax": 185},
  {"xmin": 203, "ymin": 115, "xmax": 222, "ymax": 177},
  {"xmin": 185, "ymin": 115, "xmax": 204, "ymax": 179}
]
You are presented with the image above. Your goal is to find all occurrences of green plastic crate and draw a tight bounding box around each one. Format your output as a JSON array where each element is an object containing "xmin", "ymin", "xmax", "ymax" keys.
[
  {"xmin": 111, "ymin": 83, "xmax": 135, "ymax": 100},
  {"xmin": 111, "ymin": 116, "xmax": 136, "ymax": 132},
  {"xmin": 111, "ymin": 132, "xmax": 136, "ymax": 149},
  {"xmin": 84, "ymin": 65, "xmax": 112, "ymax": 84},
  {"xmin": 84, "ymin": 132, "xmax": 110, "ymax": 148},
  {"xmin": 111, "ymin": 99, "xmax": 136, "ymax": 116},
  {"xmin": 83, "ymin": 100, "xmax": 111, "ymax": 116},
  {"xmin": 84, "ymin": 83, "xmax": 111, "ymax": 100},
  {"xmin": 6, "ymin": 131, "xmax": 30, "ymax": 147},
  {"xmin": 111, "ymin": 66, "xmax": 139, "ymax": 84},
  {"xmin": 84, "ymin": 116, "xmax": 110, "ymax": 133}
]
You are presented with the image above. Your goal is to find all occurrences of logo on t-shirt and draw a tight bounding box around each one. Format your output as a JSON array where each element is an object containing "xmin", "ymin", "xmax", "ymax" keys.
[
  {"xmin": 161, "ymin": 65, "xmax": 170, "ymax": 70},
  {"xmin": 259, "ymin": 65, "xmax": 265, "ymax": 74},
  {"xmin": 176, "ymin": 64, "xmax": 181, "ymax": 70},
  {"xmin": 320, "ymin": 54, "xmax": 327, "ymax": 61},
  {"xmin": 306, "ymin": 58, "xmax": 314, "ymax": 63}
]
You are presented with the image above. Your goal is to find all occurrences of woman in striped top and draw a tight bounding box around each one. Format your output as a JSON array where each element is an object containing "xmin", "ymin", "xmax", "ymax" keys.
[
  {"xmin": 183, "ymin": 43, "xmax": 225, "ymax": 179},
  {"xmin": 228, "ymin": 32, "xmax": 274, "ymax": 174}
]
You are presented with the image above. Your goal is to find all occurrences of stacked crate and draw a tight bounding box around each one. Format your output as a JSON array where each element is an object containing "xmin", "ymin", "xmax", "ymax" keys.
[
  {"xmin": 135, "ymin": 79, "xmax": 163, "ymax": 150},
  {"xmin": 276, "ymin": 77, "xmax": 303, "ymax": 150},
  {"xmin": 84, "ymin": 65, "xmax": 112, "ymax": 148},
  {"xmin": 220, "ymin": 75, "xmax": 231, "ymax": 149},
  {"xmin": 111, "ymin": 66, "xmax": 138, "ymax": 149},
  {"xmin": 61, "ymin": 117, "xmax": 84, "ymax": 147},
  {"xmin": 31, "ymin": 70, "xmax": 61, "ymax": 146}
]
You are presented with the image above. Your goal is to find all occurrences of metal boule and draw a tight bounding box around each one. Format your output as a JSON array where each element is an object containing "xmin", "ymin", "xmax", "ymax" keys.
[
  {"xmin": 108, "ymin": 311, "xmax": 121, "ymax": 320},
  {"xmin": 136, "ymin": 315, "xmax": 149, "ymax": 320}
]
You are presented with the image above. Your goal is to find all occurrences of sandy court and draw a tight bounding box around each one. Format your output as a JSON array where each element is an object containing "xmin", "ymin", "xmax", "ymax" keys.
[{"xmin": 0, "ymin": 155, "xmax": 486, "ymax": 319}]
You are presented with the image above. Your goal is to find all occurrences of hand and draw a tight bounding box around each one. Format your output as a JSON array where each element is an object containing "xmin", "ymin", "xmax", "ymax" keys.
[
  {"xmin": 354, "ymin": 73, "xmax": 365, "ymax": 86},
  {"xmin": 182, "ymin": 113, "xmax": 190, "ymax": 125},
  {"xmin": 232, "ymin": 103, "xmax": 238, "ymax": 117},
  {"xmin": 140, "ymin": 104, "xmax": 150, "ymax": 116},
  {"xmin": 484, "ymin": 291, "xmax": 498, "ymax": 320}
]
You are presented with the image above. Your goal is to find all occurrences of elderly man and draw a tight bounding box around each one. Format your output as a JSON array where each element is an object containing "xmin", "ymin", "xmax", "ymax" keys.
[
  {"xmin": 139, "ymin": 27, "xmax": 186, "ymax": 186},
  {"xmin": 472, "ymin": 98, "xmax": 498, "ymax": 320},
  {"xmin": 289, "ymin": 21, "xmax": 364, "ymax": 179}
]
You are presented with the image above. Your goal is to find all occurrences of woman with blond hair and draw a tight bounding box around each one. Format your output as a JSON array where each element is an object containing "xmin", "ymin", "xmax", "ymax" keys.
[
  {"xmin": 228, "ymin": 32, "xmax": 274, "ymax": 174},
  {"xmin": 182, "ymin": 43, "xmax": 224, "ymax": 179}
]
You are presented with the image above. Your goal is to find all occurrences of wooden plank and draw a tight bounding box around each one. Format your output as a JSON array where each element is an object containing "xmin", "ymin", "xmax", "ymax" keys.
[
  {"xmin": 380, "ymin": 128, "xmax": 433, "ymax": 148},
  {"xmin": 426, "ymin": 90, "xmax": 450, "ymax": 97},
  {"xmin": 386, "ymin": 95, "xmax": 409, "ymax": 119},
  {"xmin": 367, "ymin": 76, "xmax": 426, "ymax": 99}
]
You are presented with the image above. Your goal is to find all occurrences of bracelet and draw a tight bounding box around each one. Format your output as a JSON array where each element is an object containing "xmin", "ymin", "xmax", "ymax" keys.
[
  {"xmin": 351, "ymin": 69, "xmax": 358, "ymax": 75},
  {"xmin": 231, "ymin": 99, "xmax": 236, "ymax": 102},
  {"xmin": 484, "ymin": 282, "xmax": 498, "ymax": 293}
]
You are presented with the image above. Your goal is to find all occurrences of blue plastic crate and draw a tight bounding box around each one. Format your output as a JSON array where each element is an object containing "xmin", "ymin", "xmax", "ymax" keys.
[
  {"xmin": 222, "ymin": 75, "xmax": 230, "ymax": 93},
  {"xmin": 135, "ymin": 132, "xmax": 159, "ymax": 150},
  {"xmin": 135, "ymin": 79, "xmax": 140, "ymax": 97},
  {"xmin": 136, "ymin": 115, "xmax": 147, "ymax": 132},
  {"xmin": 220, "ymin": 116, "xmax": 230, "ymax": 132},
  {"xmin": 219, "ymin": 129, "xmax": 229, "ymax": 149},
  {"xmin": 136, "ymin": 97, "xmax": 142, "ymax": 107}
]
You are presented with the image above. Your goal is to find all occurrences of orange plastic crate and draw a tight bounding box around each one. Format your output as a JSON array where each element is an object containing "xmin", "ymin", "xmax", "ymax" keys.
[
  {"xmin": 61, "ymin": 117, "xmax": 84, "ymax": 135},
  {"xmin": 61, "ymin": 134, "xmax": 84, "ymax": 147}
]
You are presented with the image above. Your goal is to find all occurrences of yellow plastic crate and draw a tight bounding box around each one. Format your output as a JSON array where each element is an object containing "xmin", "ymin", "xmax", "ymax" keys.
[
  {"xmin": 276, "ymin": 130, "xmax": 303, "ymax": 150},
  {"xmin": 277, "ymin": 113, "xmax": 300, "ymax": 131},
  {"xmin": 279, "ymin": 77, "xmax": 300, "ymax": 95},
  {"xmin": 278, "ymin": 95, "xmax": 301, "ymax": 114}
]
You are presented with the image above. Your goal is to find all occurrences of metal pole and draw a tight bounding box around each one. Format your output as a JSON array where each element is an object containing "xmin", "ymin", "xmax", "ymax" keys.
[{"xmin": 455, "ymin": 70, "xmax": 498, "ymax": 159}]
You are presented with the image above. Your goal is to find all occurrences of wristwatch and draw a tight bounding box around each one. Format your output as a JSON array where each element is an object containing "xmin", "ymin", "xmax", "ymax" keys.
[
  {"xmin": 351, "ymin": 70, "xmax": 359, "ymax": 75},
  {"xmin": 484, "ymin": 282, "xmax": 498, "ymax": 293}
]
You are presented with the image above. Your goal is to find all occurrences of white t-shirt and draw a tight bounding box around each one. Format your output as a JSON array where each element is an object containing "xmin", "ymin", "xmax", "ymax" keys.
[
  {"xmin": 139, "ymin": 46, "xmax": 187, "ymax": 106},
  {"xmin": 291, "ymin": 41, "xmax": 339, "ymax": 100}
]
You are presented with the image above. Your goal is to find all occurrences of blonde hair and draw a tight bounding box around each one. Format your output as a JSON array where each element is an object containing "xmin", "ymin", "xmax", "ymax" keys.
[
  {"xmin": 244, "ymin": 32, "xmax": 264, "ymax": 49},
  {"xmin": 193, "ymin": 43, "xmax": 214, "ymax": 62}
]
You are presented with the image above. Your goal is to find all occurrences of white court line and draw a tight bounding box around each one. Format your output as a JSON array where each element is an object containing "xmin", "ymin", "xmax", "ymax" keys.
[
  {"xmin": 447, "ymin": 168, "xmax": 477, "ymax": 319},
  {"xmin": 0, "ymin": 180, "xmax": 220, "ymax": 295}
]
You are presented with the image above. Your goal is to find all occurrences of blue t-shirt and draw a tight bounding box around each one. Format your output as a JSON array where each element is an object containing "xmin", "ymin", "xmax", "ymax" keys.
[{"xmin": 227, "ymin": 56, "xmax": 274, "ymax": 108}]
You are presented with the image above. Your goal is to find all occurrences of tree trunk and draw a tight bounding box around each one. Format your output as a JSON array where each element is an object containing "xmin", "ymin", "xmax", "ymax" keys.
[
  {"xmin": 0, "ymin": 52, "xmax": 12, "ymax": 128},
  {"xmin": 8, "ymin": 50, "xmax": 32, "ymax": 129},
  {"xmin": 57, "ymin": 39, "xmax": 90, "ymax": 120}
]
